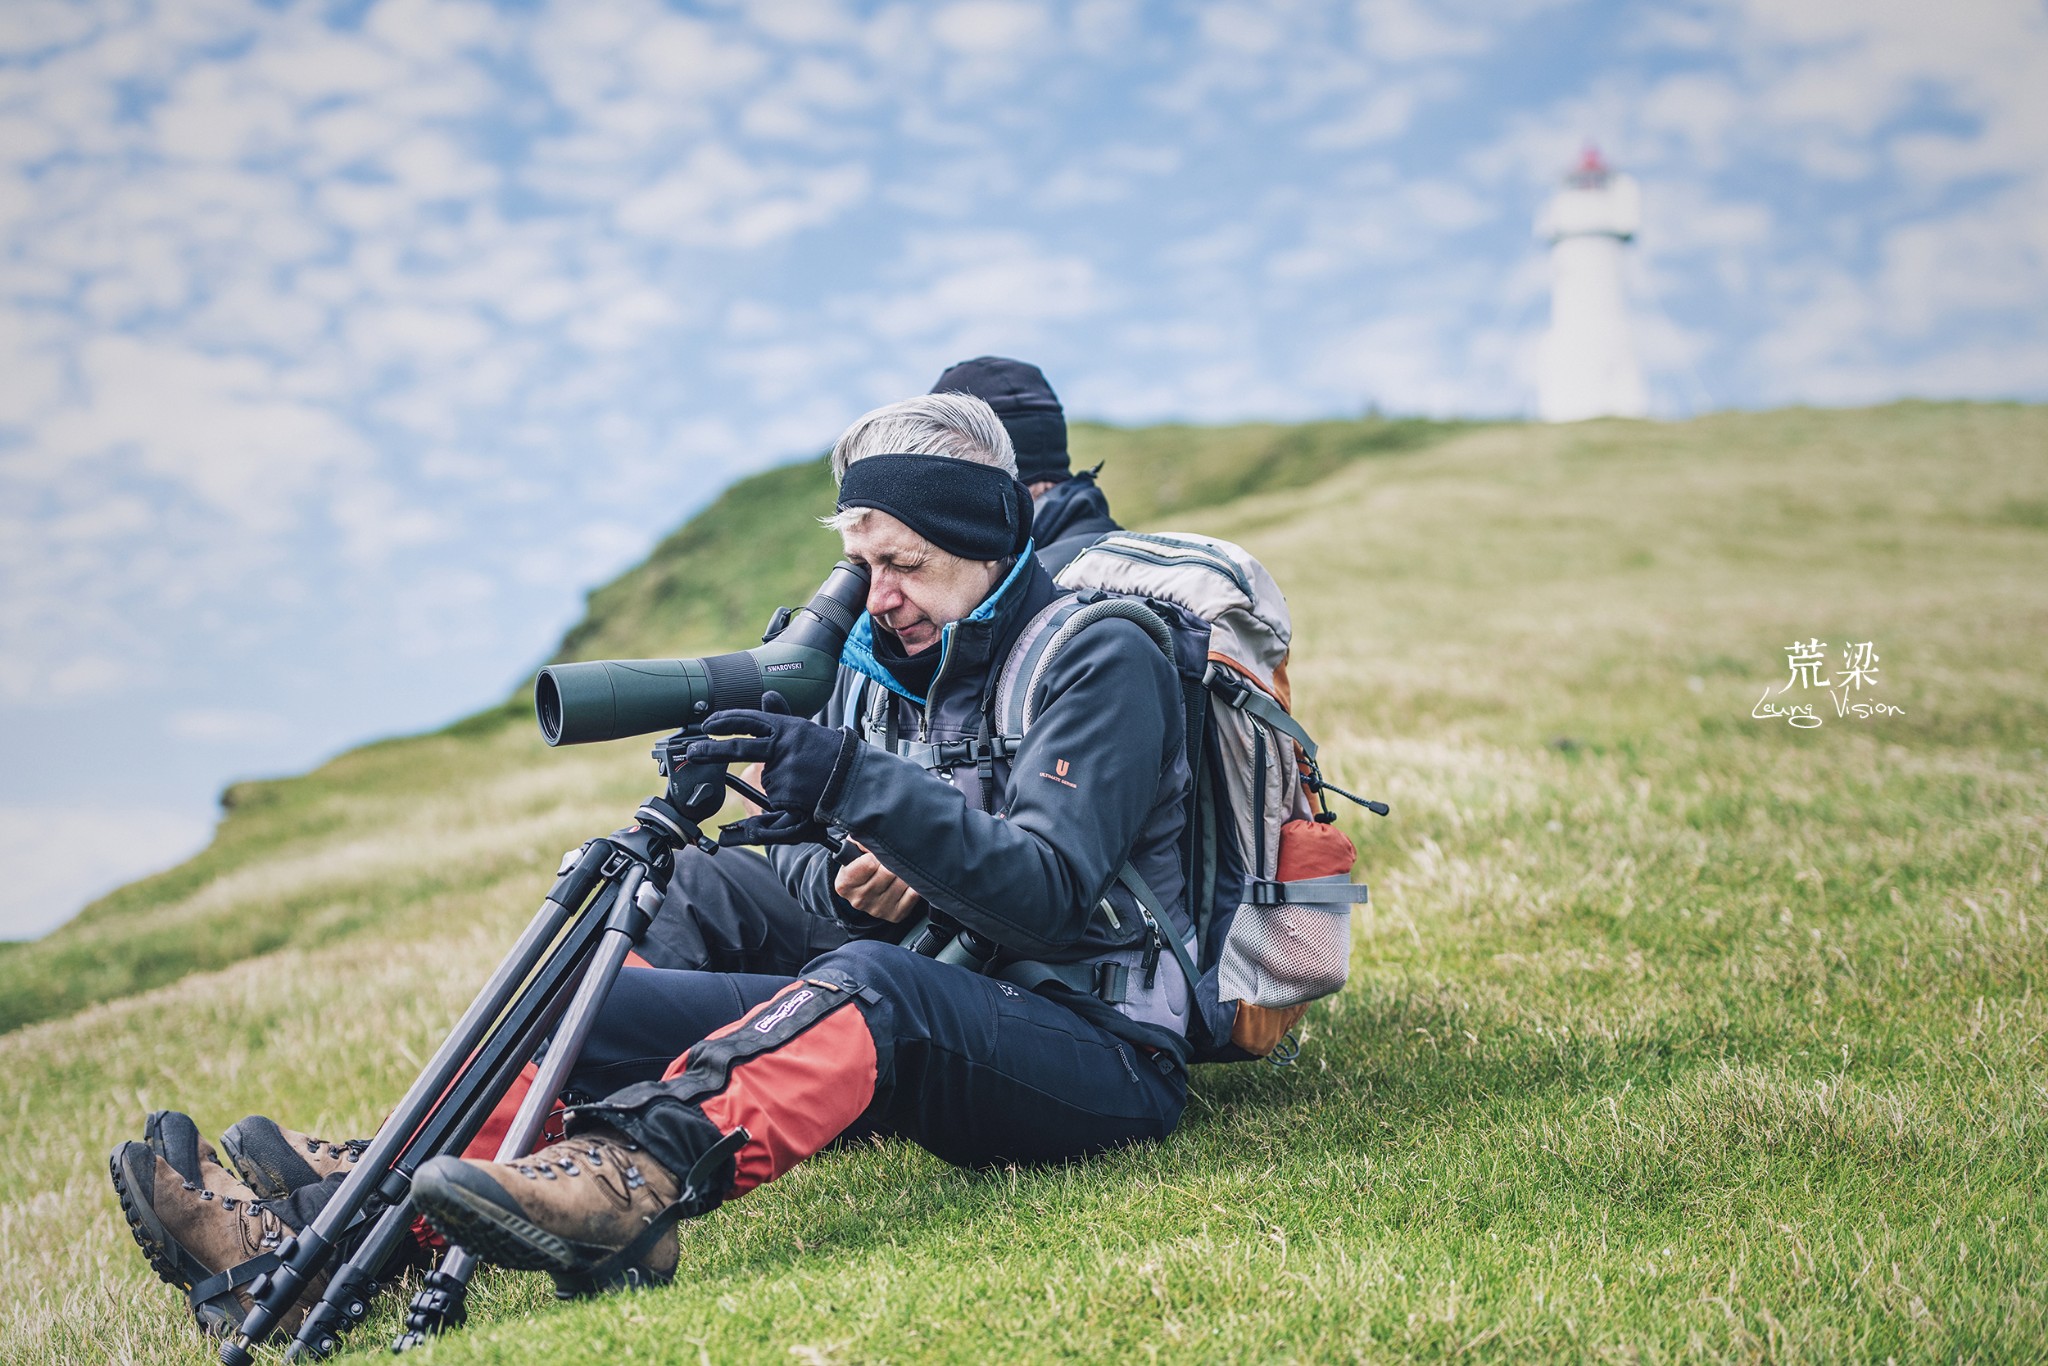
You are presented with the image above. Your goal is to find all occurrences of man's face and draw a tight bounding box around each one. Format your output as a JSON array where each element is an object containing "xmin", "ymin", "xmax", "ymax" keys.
[{"xmin": 839, "ymin": 510, "xmax": 1004, "ymax": 654}]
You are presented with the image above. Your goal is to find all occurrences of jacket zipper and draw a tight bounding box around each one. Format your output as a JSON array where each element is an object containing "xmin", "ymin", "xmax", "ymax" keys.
[{"xmin": 921, "ymin": 622, "xmax": 959, "ymax": 741}]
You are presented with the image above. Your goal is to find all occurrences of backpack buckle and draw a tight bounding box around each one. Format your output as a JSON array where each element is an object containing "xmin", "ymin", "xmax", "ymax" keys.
[{"xmin": 1202, "ymin": 664, "xmax": 1249, "ymax": 707}]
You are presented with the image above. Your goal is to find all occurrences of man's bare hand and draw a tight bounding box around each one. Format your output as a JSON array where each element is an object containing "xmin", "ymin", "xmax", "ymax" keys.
[{"xmin": 833, "ymin": 847, "xmax": 925, "ymax": 923}]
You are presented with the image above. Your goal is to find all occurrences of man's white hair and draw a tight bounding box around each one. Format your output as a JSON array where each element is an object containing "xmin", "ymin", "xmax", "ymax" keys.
[{"xmin": 824, "ymin": 392, "xmax": 1016, "ymax": 535}]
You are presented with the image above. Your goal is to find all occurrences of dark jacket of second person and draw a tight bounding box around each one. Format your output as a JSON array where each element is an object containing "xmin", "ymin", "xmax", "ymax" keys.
[{"xmin": 1030, "ymin": 469, "xmax": 1122, "ymax": 579}]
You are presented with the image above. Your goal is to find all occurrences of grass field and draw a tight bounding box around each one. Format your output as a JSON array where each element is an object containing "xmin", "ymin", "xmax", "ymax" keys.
[{"xmin": 2, "ymin": 402, "xmax": 2043, "ymax": 1362}]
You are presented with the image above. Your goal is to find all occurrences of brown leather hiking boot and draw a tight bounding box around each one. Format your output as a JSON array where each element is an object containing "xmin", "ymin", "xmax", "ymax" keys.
[
  {"xmin": 411, "ymin": 1127, "xmax": 687, "ymax": 1294},
  {"xmin": 108, "ymin": 1140, "xmax": 320, "ymax": 1338},
  {"xmin": 220, "ymin": 1114, "xmax": 369, "ymax": 1200}
]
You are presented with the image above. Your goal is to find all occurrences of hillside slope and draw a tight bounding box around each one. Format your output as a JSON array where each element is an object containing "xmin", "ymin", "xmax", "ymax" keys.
[{"xmin": 3, "ymin": 402, "xmax": 2044, "ymax": 1363}]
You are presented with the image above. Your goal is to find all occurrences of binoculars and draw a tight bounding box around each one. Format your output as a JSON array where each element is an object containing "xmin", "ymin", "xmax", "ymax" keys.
[{"xmin": 536, "ymin": 560, "xmax": 871, "ymax": 745}]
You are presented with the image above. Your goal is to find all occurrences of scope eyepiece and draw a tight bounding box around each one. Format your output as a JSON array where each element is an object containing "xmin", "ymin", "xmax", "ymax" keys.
[{"xmin": 535, "ymin": 559, "xmax": 870, "ymax": 746}]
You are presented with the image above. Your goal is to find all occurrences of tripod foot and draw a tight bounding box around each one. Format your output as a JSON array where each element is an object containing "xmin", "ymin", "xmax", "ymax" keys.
[{"xmin": 391, "ymin": 1266, "xmax": 469, "ymax": 1353}]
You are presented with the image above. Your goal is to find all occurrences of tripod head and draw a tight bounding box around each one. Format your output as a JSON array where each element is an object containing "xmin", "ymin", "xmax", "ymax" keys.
[
  {"xmin": 627, "ymin": 729, "xmax": 765, "ymax": 860},
  {"xmin": 534, "ymin": 559, "xmax": 875, "ymax": 862}
]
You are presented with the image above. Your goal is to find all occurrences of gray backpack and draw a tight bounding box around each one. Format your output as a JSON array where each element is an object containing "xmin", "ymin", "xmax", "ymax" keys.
[{"xmin": 998, "ymin": 532, "xmax": 1376, "ymax": 1062}]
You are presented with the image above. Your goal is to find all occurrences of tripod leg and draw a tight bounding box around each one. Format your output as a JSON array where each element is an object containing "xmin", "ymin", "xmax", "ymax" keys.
[
  {"xmin": 276, "ymin": 876, "xmax": 630, "ymax": 1361},
  {"xmin": 220, "ymin": 844, "xmax": 610, "ymax": 1366},
  {"xmin": 277, "ymin": 1196, "xmax": 419, "ymax": 1362},
  {"xmin": 390, "ymin": 868, "xmax": 662, "ymax": 1352},
  {"xmin": 276, "ymin": 938, "xmax": 595, "ymax": 1363}
]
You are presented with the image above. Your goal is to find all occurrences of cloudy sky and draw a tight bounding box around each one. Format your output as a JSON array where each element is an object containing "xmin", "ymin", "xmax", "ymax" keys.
[{"xmin": 2, "ymin": 0, "xmax": 2043, "ymax": 937}]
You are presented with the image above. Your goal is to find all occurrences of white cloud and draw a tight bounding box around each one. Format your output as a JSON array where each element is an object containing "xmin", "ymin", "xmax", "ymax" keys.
[
  {"xmin": 1198, "ymin": 3, "xmax": 1286, "ymax": 57},
  {"xmin": 1309, "ymin": 313, "xmax": 1472, "ymax": 414},
  {"xmin": 1306, "ymin": 84, "xmax": 1424, "ymax": 148},
  {"xmin": 614, "ymin": 145, "xmax": 870, "ymax": 247},
  {"xmin": 1267, "ymin": 174, "xmax": 1496, "ymax": 280},
  {"xmin": 0, "ymin": 1, "xmax": 102, "ymax": 55},
  {"xmin": 34, "ymin": 337, "xmax": 370, "ymax": 521},
  {"xmin": 856, "ymin": 233, "xmax": 1107, "ymax": 342},
  {"xmin": 932, "ymin": 1, "xmax": 1049, "ymax": 54},
  {"xmin": 1038, "ymin": 139, "xmax": 1183, "ymax": 205},
  {"xmin": 1070, "ymin": 0, "xmax": 1146, "ymax": 55},
  {"xmin": 1352, "ymin": 0, "xmax": 1490, "ymax": 62},
  {"xmin": 750, "ymin": 0, "xmax": 862, "ymax": 45}
]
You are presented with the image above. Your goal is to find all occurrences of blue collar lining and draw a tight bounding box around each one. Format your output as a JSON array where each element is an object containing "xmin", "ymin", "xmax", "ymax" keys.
[{"xmin": 840, "ymin": 541, "xmax": 1036, "ymax": 706}]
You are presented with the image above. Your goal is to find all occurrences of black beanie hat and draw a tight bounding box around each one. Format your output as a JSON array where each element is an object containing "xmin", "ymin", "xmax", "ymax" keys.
[{"xmin": 930, "ymin": 356, "xmax": 1070, "ymax": 485}]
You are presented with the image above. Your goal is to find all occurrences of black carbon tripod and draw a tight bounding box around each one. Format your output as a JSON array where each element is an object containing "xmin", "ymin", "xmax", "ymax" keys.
[
  {"xmin": 209, "ymin": 558, "xmax": 873, "ymax": 1360},
  {"xmin": 215, "ymin": 735, "xmax": 764, "ymax": 1363}
]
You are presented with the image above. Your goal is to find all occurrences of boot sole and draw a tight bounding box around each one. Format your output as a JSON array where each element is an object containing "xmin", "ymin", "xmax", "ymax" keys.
[
  {"xmin": 411, "ymin": 1159, "xmax": 591, "ymax": 1275},
  {"xmin": 107, "ymin": 1142, "xmax": 202, "ymax": 1293}
]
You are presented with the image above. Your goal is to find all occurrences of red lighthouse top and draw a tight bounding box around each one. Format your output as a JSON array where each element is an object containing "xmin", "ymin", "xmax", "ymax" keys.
[{"xmin": 1568, "ymin": 144, "xmax": 1611, "ymax": 189}]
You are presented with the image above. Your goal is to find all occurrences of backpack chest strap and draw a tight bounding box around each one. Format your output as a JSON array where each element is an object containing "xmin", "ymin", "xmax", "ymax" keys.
[
  {"xmin": 856, "ymin": 677, "xmax": 1022, "ymax": 812},
  {"xmin": 890, "ymin": 734, "xmax": 1024, "ymax": 773}
]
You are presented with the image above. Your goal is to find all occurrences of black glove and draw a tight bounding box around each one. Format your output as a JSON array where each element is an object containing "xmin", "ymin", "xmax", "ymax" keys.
[{"xmin": 686, "ymin": 691, "xmax": 856, "ymax": 846}]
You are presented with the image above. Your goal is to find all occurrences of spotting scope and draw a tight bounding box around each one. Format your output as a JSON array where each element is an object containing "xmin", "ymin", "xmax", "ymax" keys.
[{"xmin": 535, "ymin": 559, "xmax": 870, "ymax": 746}]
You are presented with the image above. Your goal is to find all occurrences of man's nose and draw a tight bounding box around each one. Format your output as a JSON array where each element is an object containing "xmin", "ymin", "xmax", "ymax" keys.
[{"xmin": 867, "ymin": 572, "xmax": 902, "ymax": 616}]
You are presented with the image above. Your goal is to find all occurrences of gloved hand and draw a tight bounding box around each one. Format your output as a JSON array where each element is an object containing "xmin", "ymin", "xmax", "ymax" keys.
[{"xmin": 686, "ymin": 691, "xmax": 856, "ymax": 846}]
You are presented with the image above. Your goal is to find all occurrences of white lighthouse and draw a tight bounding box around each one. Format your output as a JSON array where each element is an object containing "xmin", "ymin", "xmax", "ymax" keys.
[{"xmin": 1537, "ymin": 147, "xmax": 1647, "ymax": 422}]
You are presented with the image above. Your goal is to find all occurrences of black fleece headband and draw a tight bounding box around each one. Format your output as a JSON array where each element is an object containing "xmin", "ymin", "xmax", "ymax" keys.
[{"xmin": 836, "ymin": 453, "xmax": 1032, "ymax": 560}]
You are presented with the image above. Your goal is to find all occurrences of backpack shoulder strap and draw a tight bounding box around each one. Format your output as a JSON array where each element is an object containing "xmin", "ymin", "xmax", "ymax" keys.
[
  {"xmin": 852, "ymin": 674, "xmax": 897, "ymax": 751},
  {"xmin": 996, "ymin": 592, "xmax": 1177, "ymax": 737},
  {"xmin": 993, "ymin": 593, "xmax": 1082, "ymax": 738}
]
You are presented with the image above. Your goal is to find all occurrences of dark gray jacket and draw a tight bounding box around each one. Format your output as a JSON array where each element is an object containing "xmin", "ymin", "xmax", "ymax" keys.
[
  {"xmin": 767, "ymin": 550, "xmax": 1189, "ymax": 966},
  {"xmin": 1031, "ymin": 470, "xmax": 1121, "ymax": 579}
]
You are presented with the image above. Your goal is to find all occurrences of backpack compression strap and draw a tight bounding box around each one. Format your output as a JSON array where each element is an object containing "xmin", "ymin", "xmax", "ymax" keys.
[
  {"xmin": 1203, "ymin": 663, "xmax": 1318, "ymax": 760},
  {"xmin": 1245, "ymin": 877, "xmax": 1371, "ymax": 905}
]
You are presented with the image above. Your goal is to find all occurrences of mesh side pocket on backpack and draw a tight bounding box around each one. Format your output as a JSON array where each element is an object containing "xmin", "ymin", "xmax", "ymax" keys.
[{"xmin": 1215, "ymin": 879, "xmax": 1353, "ymax": 1009}]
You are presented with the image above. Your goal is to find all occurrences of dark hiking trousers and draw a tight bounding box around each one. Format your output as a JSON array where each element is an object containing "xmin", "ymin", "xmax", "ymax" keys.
[
  {"xmin": 634, "ymin": 845, "xmax": 847, "ymax": 975},
  {"xmin": 570, "ymin": 939, "xmax": 1188, "ymax": 1175},
  {"xmin": 274, "ymin": 940, "xmax": 1183, "ymax": 1242}
]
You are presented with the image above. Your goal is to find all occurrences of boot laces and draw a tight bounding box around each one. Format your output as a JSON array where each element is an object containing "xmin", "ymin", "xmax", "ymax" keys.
[{"xmin": 303, "ymin": 1135, "xmax": 369, "ymax": 1160}]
